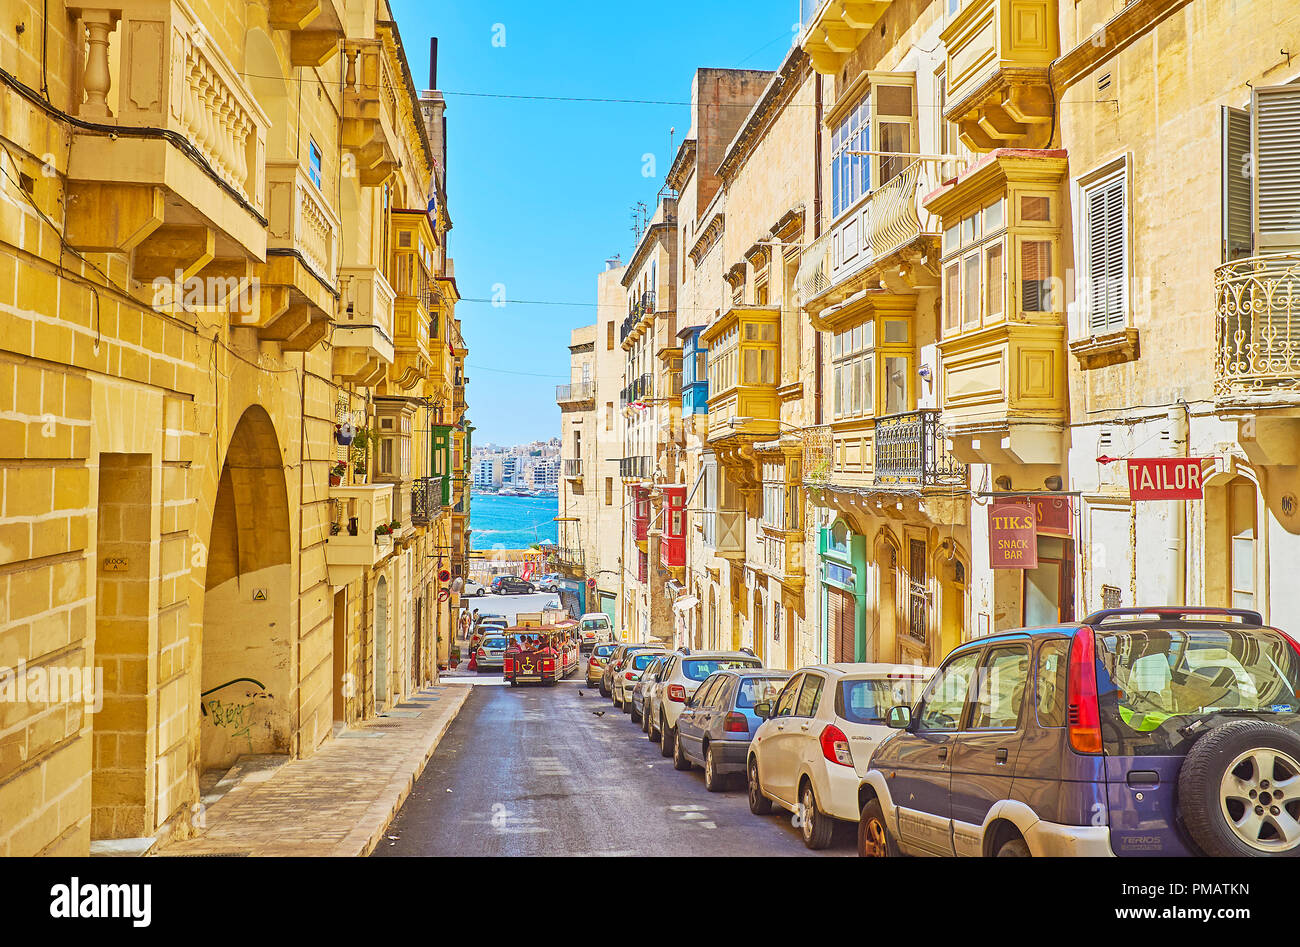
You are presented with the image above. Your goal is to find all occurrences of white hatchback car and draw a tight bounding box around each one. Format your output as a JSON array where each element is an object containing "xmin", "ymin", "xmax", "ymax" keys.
[
  {"xmin": 651, "ymin": 650, "xmax": 764, "ymax": 759},
  {"xmin": 612, "ymin": 649, "xmax": 667, "ymax": 710},
  {"xmin": 577, "ymin": 613, "xmax": 614, "ymax": 649},
  {"xmin": 747, "ymin": 664, "xmax": 934, "ymax": 849}
]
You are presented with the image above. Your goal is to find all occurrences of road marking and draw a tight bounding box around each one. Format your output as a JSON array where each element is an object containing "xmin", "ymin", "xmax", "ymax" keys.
[{"xmin": 530, "ymin": 757, "xmax": 571, "ymax": 777}]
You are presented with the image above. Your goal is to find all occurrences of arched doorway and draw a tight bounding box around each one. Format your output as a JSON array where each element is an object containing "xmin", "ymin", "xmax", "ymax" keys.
[
  {"xmin": 200, "ymin": 406, "xmax": 293, "ymax": 769},
  {"xmin": 375, "ymin": 576, "xmax": 389, "ymax": 709},
  {"xmin": 752, "ymin": 589, "xmax": 765, "ymax": 662},
  {"xmin": 873, "ymin": 530, "xmax": 901, "ymax": 664}
]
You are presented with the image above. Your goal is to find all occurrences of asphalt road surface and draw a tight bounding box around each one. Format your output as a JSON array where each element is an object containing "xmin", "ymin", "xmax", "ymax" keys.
[{"xmin": 373, "ymin": 654, "xmax": 856, "ymax": 857}]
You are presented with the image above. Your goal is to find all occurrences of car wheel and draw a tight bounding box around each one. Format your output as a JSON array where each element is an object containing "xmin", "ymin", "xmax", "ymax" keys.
[
  {"xmin": 747, "ymin": 757, "xmax": 772, "ymax": 815},
  {"xmin": 800, "ymin": 782, "xmax": 835, "ymax": 850},
  {"xmin": 1179, "ymin": 719, "xmax": 1300, "ymax": 856},
  {"xmin": 659, "ymin": 716, "xmax": 674, "ymax": 758},
  {"xmin": 646, "ymin": 712, "xmax": 657, "ymax": 741},
  {"xmin": 599, "ymin": 682, "xmax": 609, "ymax": 699},
  {"xmin": 641, "ymin": 706, "xmax": 651, "ymax": 734},
  {"xmin": 672, "ymin": 728, "xmax": 692, "ymax": 771},
  {"xmin": 996, "ymin": 837, "xmax": 1031, "ymax": 857},
  {"xmin": 704, "ymin": 745, "xmax": 724, "ymax": 792},
  {"xmin": 858, "ymin": 799, "xmax": 897, "ymax": 857},
  {"xmin": 630, "ymin": 702, "xmax": 641, "ymax": 724}
]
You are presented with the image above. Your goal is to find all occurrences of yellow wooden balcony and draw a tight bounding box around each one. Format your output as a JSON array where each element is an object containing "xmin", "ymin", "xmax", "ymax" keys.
[
  {"xmin": 703, "ymin": 509, "xmax": 745, "ymax": 561},
  {"xmin": 702, "ymin": 305, "xmax": 781, "ymax": 444},
  {"xmin": 333, "ymin": 265, "xmax": 396, "ymax": 387},
  {"xmin": 941, "ymin": 0, "xmax": 1059, "ymax": 150},
  {"xmin": 800, "ymin": 0, "xmax": 895, "ymax": 74},
  {"xmin": 65, "ymin": 0, "xmax": 269, "ymax": 268}
]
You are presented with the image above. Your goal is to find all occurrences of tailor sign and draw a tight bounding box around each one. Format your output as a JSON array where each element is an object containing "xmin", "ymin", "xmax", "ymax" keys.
[
  {"xmin": 989, "ymin": 501, "xmax": 1038, "ymax": 570},
  {"xmin": 1127, "ymin": 458, "xmax": 1206, "ymax": 500}
]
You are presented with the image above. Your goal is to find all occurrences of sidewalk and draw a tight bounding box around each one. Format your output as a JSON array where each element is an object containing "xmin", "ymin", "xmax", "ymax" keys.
[{"xmin": 158, "ymin": 683, "xmax": 470, "ymax": 857}]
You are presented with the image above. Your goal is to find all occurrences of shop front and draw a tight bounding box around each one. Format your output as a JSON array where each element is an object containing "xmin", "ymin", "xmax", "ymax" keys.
[{"xmin": 819, "ymin": 517, "xmax": 868, "ymax": 663}]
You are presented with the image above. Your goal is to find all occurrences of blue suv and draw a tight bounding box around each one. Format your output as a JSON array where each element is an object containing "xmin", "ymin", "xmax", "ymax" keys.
[{"xmin": 860, "ymin": 607, "xmax": 1300, "ymax": 857}]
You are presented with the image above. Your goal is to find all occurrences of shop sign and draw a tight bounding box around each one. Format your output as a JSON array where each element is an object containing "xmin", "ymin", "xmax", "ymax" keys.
[
  {"xmin": 989, "ymin": 501, "xmax": 1038, "ymax": 570},
  {"xmin": 1127, "ymin": 458, "xmax": 1206, "ymax": 500},
  {"xmin": 1033, "ymin": 497, "xmax": 1072, "ymax": 537}
]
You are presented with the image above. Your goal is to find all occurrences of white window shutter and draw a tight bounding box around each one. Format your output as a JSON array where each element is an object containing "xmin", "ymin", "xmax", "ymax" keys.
[
  {"xmin": 1084, "ymin": 174, "xmax": 1127, "ymax": 335},
  {"xmin": 1252, "ymin": 84, "xmax": 1300, "ymax": 253},
  {"xmin": 1222, "ymin": 106, "xmax": 1253, "ymax": 262}
]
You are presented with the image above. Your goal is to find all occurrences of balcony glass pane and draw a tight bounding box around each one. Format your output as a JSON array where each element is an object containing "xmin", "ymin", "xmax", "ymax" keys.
[
  {"xmin": 962, "ymin": 254, "xmax": 981, "ymax": 327},
  {"xmin": 986, "ymin": 242, "xmax": 1005, "ymax": 320},
  {"xmin": 945, "ymin": 263, "xmax": 960, "ymax": 331},
  {"xmin": 1021, "ymin": 239, "xmax": 1054, "ymax": 312},
  {"xmin": 885, "ymin": 357, "xmax": 908, "ymax": 414}
]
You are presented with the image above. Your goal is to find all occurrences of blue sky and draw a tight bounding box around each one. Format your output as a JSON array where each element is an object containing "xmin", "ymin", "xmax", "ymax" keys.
[{"xmin": 390, "ymin": 0, "xmax": 798, "ymax": 447}]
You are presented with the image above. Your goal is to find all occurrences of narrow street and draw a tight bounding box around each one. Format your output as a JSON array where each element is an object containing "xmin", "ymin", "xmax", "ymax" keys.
[
  {"xmin": 373, "ymin": 671, "xmax": 853, "ymax": 857},
  {"xmin": 376, "ymin": 592, "xmax": 852, "ymax": 856}
]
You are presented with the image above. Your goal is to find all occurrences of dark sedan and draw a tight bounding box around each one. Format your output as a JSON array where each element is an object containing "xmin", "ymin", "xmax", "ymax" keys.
[
  {"xmin": 490, "ymin": 575, "xmax": 534, "ymax": 595},
  {"xmin": 674, "ymin": 669, "xmax": 792, "ymax": 791}
]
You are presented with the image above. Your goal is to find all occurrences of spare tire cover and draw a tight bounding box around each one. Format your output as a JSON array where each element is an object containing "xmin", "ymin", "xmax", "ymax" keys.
[{"xmin": 1178, "ymin": 719, "xmax": 1300, "ymax": 856}]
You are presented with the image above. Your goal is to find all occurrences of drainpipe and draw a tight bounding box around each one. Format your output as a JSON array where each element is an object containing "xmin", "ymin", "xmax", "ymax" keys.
[
  {"xmin": 813, "ymin": 71, "xmax": 824, "ymax": 426},
  {"xmin": 1167, "ymin": 403, "xmax": 1189, "ymax": 605}
]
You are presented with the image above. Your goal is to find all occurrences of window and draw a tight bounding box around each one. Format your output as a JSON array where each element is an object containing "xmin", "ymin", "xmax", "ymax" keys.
[
  {"xmin": 775, "ymin": 674, "xmax": 803, "ymax": 717},
  {"xmin": 831, "ymin": 317, "xmax": 910, "ymax": 419},
  {"xmin": 941, "ymin": 199, "xmax": 1009, "ymax": 335},
  {"xmin": 604, "ymin": 477, "xmax": 613, "ymax": 506},
  {"xmin": 308, "ymin": 138, "xmax": 322, "ymax": 189},
  {"xmin": 795, "ymin": 674, "xmax": 825, "ymax": 717},
  {"xmin": 607, "ymin": 321, "xmax": 615, "ymax": 350},
  {"xmin": 832, "ymin": 96, "xmax": 870, "ymax": 218},
  {"xmin": 1081, "ymin": 170, "xmax": 1127, "ymax": 334},
  {"xmin": 970, "ymin": 646, "xmax": 1029, "ymax": 729},
  {"xmin": 1021, "ymin": 239, "xmax": 1055, "ymax": 312},
  {"xmin": 1253, "ymin": 84, "xmax": 1300, "ymax": 252},
  {"xmin": 605, "ymin": 402, "xmax": 613, "ymax": 431},
  {"xmin": 1035, "ymin": 639, "xmax": 1069, "ymax": 728},
  {"xmin": 1222, "ymin": 106, "xmax": 1253, "ymax": 262},
  {"xmin": 916, "ymin": 650, "xmax": 980, "ymax": 731},
  {"xmin": 1229, "ymin": 480, "xmax": 1257, "ymax": 609}
]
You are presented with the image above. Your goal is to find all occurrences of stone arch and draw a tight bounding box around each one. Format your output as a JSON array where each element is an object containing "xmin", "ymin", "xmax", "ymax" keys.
[
  {"xmin": 200, "ymin": 405, "xmax": 294, "ymax": 769},
  {"xmin": 931, "ymin": 538, "xmax": 969, "ymax": 661},
  {"xmin": 245, "ymin": 28, "xmax": 292, "ymax": 161},
  {"xmin": 752, "ymin": 587, "xmax": 765, "ymax": 662},
  {"xmin": 1203, "ymin": 462, "xmax": 1269, "ymax": 614}
]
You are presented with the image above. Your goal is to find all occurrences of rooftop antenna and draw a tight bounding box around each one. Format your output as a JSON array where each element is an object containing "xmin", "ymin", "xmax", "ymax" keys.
[
  {"xmin": 630, "ymin": 200, "xmax": 648, "ymax": 246},
  {"xmin": 659, "ymin": 126, "xmax": 678, "ymax": 202}
]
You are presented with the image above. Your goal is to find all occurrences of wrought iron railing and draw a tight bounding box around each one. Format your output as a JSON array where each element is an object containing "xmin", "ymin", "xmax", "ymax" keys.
[
  {"xmin": 555, "ymin": 381, "xmax": 594, "ymax": 403},
  {"xmin": 873, "ymin": 410, "xmax": 966, "ymax": 487},
  {"xmin": 411, "ymin": 475, "xmax": 443, "ymax": 524},
  {"xmin": 555, "ymin": 546, "xmax": 585, "ymax": 571},
  {"xmin": 1216, "ymin": 252, "xmax": 1300, "ymax": 398}
]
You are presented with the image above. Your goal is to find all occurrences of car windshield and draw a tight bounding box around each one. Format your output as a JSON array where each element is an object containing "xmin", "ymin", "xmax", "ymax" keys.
[
  {"xmin": 631, "ymin": 653, "xmax": 661, "ymax": 671},
  {"xmin": 682, "ymin": 658, "xmax": 761, "ymax": 681},
  {"xmin": 1096, "ymin": 627, "xmax": 1300, "ymax": 755},
  {"xmin": 592, "ymin": 645, "xmax": 617, "ymax": 658},
  {"xmin": 736, "ymin": 677, "xmax": 790, "ymax": 708},
  {"xmin": 837, "ymin": 678, "xmax": 930, "ymax": 725},
  {"xmin": 581, "ymin": 619, "xmax": 609, "ymax": 630},
  {"xmin": 482, "ymin": 638, "xmax": 506, "ymax": 649}
]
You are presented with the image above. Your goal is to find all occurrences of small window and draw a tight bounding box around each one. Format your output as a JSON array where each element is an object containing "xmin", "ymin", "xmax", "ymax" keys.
[
  {"xmin": 795, "ymin": 674, "xmax": 824, "ymax": 717},
  {"xmin": 916, "ymin": 650, "xmax": 980, "ymax": 731},
  {"xmin": 1035, "ymin": 639, "xmax": 1069, "ymax": 728},
  {"xmin": 775, "ymin": 674, "xmax": 803, "ymax": 717},
  {"xmin": 308, "ymin": 139, "xmax": 323, "ymax": 189},
  {"xmin": 1020, "ymin": 239, "xmax": 1054, "ymax": 312},
  {"xmin": 970, "ymin": 645, "xmax": 1030, "ymax": 729}
]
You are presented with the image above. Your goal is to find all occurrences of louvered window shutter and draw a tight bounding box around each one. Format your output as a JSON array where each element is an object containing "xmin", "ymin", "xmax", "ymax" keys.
[
  {"xmin": 1084, "ymin": 174, "xmax": 1127, "ymax": 335},
  {"xmin": 1222, "ymin": 106, "xmax": 1253, "ymax": 262},
  {"xmin": 1253, "ymin": 84, "xmax": 1300, "ymax": 253}
]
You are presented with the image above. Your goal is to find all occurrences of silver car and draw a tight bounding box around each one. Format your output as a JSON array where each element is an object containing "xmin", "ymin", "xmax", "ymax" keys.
[{"xmin": 475, "ymin": 633, "xmax": 508, "ymax": 671}]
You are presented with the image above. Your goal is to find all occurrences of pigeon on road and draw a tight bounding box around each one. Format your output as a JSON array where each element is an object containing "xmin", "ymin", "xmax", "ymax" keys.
[{"xmin": 592, "ymin": 710, "xmax": 605, "ymax": 717}]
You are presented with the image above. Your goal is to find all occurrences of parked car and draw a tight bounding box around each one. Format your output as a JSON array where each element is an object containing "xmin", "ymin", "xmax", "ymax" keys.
[
  {"xmin": 461, "ymin": 579, "xmax": 486, "ymax": 597},
  {"xmin": 577, "ymin": 613, "xmax": 615, "ymax": 650},
  {"xmin": 613, "ymin": 650, "xmax": 668, "ymax": 711},
  {"xmin": 586, "ymin": 643, "xmax": 619, "ymax": 688},
  {"xmin": 629, "ymin": 655, "xmax": 669, "ymax": 724},
  {"xmin": 650, "ymin": 651, "xmax": 764, "ymax": 760},
  {"xmin": 600, "ymin": 643, "xmax": 659, "ymax": 699},
  {"xmin": 535, "ymin": 574, "xmax": 561, "ymax": 592},
  {"xmin": 747, "ymin": 663, "xmax": 932, "ymax": 849},
  {"xmin": 475, "ymin": 634, "xmax": 508, "ymax": 672},
  {"xmin": 468, "ymin": 617, "xmax": 508, "ymax": 653},
  {"xmin": 860, "ymin": 607, "xmax": 1300, "ymax": 858},
  {"xmin": 490, "ymin": 575, "xmax": 534, "ymax": 595},
  {"xmin": 674, "ymin": 669, "xmax": 792, "ymax": 791}
]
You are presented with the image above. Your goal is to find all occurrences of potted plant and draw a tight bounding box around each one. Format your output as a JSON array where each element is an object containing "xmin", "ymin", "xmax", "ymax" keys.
[
  {"xmin": 389, "ymin": 519, "xmax": 402, "ymax": 532},
  {"xmin": 334, "ymin": 422, "xmax": 355, "ymax": 447},
  {"xmin": 329, "ymin": 462, "xmax": 347, "ymax": 486},
  {"xmin": 352, "ymin": 459, "xmax": 367, "ymax": 481},
  {"xmin": 329, "ymin": 522, "xmax": 342, "ymax": 537},
  {"xmin": 375, "ymin": 522, "xmax": 393, "ymax": 538}
]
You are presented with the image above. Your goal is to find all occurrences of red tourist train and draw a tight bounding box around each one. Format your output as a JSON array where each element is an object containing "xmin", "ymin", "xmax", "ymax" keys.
[{"xmin": 503, "ymin": 622, "xmax": 580, "ymax": 686}]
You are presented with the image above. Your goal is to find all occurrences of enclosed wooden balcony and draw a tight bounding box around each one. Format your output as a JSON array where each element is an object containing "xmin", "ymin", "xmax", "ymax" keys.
[
  {"xmin": 702, "ymin": 305, "xmax": 781, "ymax": 444},
  {"xmin": 800, "ymin": 0, "xmax": 895, "ymax": 74},
  {"xmin": 941, "ymin": 0, "xmax": 1059, "ymax": 150},
  {"xmin": 333, "ymin": 265, "xmax": 396, "ymax": 386},
  {"xmin": 702, "ymin": 509, "xmax": 744, "ymax": 561},
  {"xmin": 65, "ymin": 1, "xmax": 269, "ymax": 268},
  {"xmin": 325, "ymin": 483, "xmax": 394, "ymax": 586}
]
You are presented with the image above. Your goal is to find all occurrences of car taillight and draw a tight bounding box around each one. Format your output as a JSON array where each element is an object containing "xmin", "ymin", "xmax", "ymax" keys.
[
  {"xmin": 723, "ymin": 712, "xmax": 748, "ymax": 734},
  {"xmin": 820, "ymin": 724, "xmax": 853, "ymax": 767},
  {"xmin": 543, "ymin": 658, "xmax": 554, "ymax": 670},
  {"xmin": 624, "ymin": 671, "xmax": 635, "ymax": 680},
  {"xmin": 1067, "ymin": 626, "xmax": 1103, "ymax": 754},
  {"xmin": 1277, "ymin": 628, "xmax": 1300, "ymax": 664},
  {"xmin": 478, "ymin": 649, "xmax": 485, "ymax": 657},
  {"xmin": 667, "ymin": 684, "xmax": 686, "ymax": 703}
]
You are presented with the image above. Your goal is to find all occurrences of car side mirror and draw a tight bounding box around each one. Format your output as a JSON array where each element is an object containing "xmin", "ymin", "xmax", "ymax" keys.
[
  {"xmin": 754, "ymin": 700, "xmax": 772, "ymax": 719},
  {"xmin": 887, "ymin": 705, "xmax": 912, "ymax": 729}
]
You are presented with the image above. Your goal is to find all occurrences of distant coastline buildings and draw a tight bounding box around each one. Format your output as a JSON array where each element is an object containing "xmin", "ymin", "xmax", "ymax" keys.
[{"xmin": 471, "ymin": 438, "xmax": 562, "ymax": 495}]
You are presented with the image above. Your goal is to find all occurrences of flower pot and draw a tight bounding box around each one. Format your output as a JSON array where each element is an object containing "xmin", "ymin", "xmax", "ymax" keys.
[
  {"xmin": 334, "ymin": 429, "xmax": 355, "ymax": 447},
  {"xmin": 329, "ymin": 474, "xmax": 342, "ymax": 486}
]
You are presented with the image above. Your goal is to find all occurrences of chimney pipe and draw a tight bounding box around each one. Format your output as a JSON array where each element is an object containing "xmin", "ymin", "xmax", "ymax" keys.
[{"xmin": 429, "ymin": 37, "xmax": 438, "ymax": 89}]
